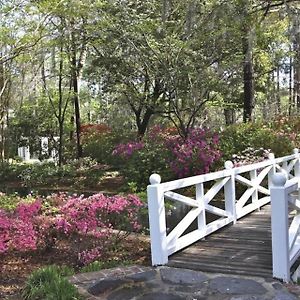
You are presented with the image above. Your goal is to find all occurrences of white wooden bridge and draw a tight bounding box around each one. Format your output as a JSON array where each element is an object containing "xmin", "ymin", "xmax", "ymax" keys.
[{"xmin": 147, "ymin": 150, "xmax": 300, "ymax": 282}]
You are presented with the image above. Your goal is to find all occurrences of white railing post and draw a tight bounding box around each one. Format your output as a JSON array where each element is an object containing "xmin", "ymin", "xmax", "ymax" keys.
[
  {"xmin": 147, "ymin": 173, "xmax": 168, "ymax": 265},
  {"xmin": 293, "ymin": 148, "xmax": 300, "ymax": 202},
  {"xmin": 294, "ymin": 148, "xmax": 300, "ymax": 177},
  {"xmin": 270, "ymin": 173, "xmax": 290, "ymax": 282},
  {"xmin": 224, "ymin": 161, "xmax": 236, "ymax": 223}
]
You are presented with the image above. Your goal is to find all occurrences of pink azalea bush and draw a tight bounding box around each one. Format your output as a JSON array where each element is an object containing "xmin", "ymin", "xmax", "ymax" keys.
[
  {"xmin": 166, "ymin": 129, "xmax": 221, "ymax": 178},
  {"xmin": 0, "ymin": 201, "xmax": 42, "ymax": 253},
  {"xmin": 55, "ymin": 193, "xmax": 142, "ymax": 236},
  {"xmin": 112, "ymin": 141, "xmax": 144, "ymax": 158},
  {"xmin": 112, "ymin": 126, "xmax": 222, "ymax": 186},
  {"xmin": 0, "ymin": 193, "xmax": 143, "ymax": 265}
]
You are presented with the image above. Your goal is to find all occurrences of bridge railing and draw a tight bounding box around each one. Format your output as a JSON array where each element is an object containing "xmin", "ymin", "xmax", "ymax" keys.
[
  {"xmin": 147, "ymin": 149, "xmax": 300, "ymax": 266},
  {"xmin": 270, "ymin": 172, "xmax": 300, "ymax": 282}
]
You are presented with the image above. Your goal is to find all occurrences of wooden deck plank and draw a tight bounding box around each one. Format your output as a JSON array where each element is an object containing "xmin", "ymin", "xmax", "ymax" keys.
[{"xmin": 167, "ymin": 205, "xmax": 274, "ymax": 278}]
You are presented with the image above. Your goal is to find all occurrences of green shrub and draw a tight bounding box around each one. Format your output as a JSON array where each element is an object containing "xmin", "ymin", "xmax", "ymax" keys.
[
  {"xmin": 82, "ymin": 128, "xmax": 135, "ymax": 165},
  {"xmin": 0, "ymin": 192, "xmax": 35, "ymax": 211},
  {"xmin": 22, "ymin": 265, "xmax": 80, "ymax": 300},
  {"xmin": 112, "ymin": 131, "xmax": 173, "ymax": 190},
  {"xmin": 219, "ymin": 122, "xmax": 295, "ymax": 163},
  {"xmin": 112, "ymin": 127, "xmax": 221, "ymax": 190},
  {"xmin": 17, "ymin": 160, "xmax": 100, "ymax": 187},
  {"xmin": 117, "ymin": 143, "xmax": 172, "ymax": 190},
  {"xmin": 0, "ymin": 161, "xmax": 27, "ymax": 182}
]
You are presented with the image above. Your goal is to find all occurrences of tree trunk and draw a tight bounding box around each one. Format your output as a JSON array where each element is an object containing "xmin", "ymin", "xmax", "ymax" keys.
[
  {"xmin": 224, "ymin": 108, "xmax": 236, "ymax": 125},
  {"xmin": 70, "ymin": 116, "xmax": 74, "ymax": 141},
  {"xmin": 277, "ymin": 66, "xmax": 281, "ymax": 114},
  {"xmin": 242, "ymin": 26, "xmax": 254, "ymax": 123},
  {"xmin": 58, "ymin": 121, "xmax": 64, "ymax": 167},
  {"xmin": 289, "ymin": 53, "xmax": 293, "ymax": 115},
  {"xmin": 71, "ymin": 69, "xmax": 82, "ymax": 158},
  {"xmin": 0, "ymin": 62, "xmax": 6, "ymax": 161},
  {"xmin": 136, "ymin": 108, "xmax": 154, "ymax": 136},
  {"xmin": 294, "ymin": 40, "xmax": 300, "ymax": 112},
  {"xmin": 70, "ymin": 31, "xmax": 82, "ymax": 158}
]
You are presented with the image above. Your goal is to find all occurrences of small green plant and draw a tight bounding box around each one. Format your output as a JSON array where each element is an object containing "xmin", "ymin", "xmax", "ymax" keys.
[{"xmin": 22, "ymin": 265, "xmax": 80, "ymax": 300}]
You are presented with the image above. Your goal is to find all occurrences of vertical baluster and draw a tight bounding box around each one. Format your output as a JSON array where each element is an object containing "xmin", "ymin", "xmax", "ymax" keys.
[
  {"xmin": 147, "ymin": 174, "xmax": 168, "ymax": 265},
  {"xmin": 283, "ymin": 161, "xmax": 288, "ymax": 176},
  {"xmin": 224, "ymin": 161, "xmax": 237, "ymax": 223},
  {"xmin": 268, "ymin": 153, "xmax": 276, "ymax": 195},
  {"xmin": 196, "ymin": 183, "xmax": 206, "ymax": 231},
  {"xmin": 270, "ymin": 173, "xmax": 290, "ymax": 282},
  {"xmin": 250, "ymin": 169, "xmax": 259, "ymax": 209}
]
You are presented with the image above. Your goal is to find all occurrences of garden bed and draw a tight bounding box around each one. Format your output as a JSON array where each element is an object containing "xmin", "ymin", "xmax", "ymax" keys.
[
  {"xmin": 0, "ymin": 191, "xmax": 149, "ymax": 299},
  {"xmin": 0, "ymin": 235, "xmax": 150, "ymax": 299}
]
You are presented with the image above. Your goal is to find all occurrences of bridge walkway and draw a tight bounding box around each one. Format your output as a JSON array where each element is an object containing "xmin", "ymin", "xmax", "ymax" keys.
[{"xmin": 168, "ymin": 205, "xmax": 273, "ymax": 278}]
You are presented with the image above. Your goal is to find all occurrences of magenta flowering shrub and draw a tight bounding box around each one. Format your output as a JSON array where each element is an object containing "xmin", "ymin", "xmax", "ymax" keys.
[
  {"xmin": 0, "ymin": 192, "xmax": 143, "ymax": 265},
  {"xmin": 112, "ymin": 126, "xmax": 222, "ymax": 185},
  {"xmin": 112, "ymin": 141, "xmax": 144, "ymax": 158},
  {"xmin": 166, "ymin": 129, "xmax": 221, "ymax": 178},
  {"xmin": 56, "ymin": 193, "xmax": 143, "ymax": 236},
  {"xmin": 0, "ymin": 201, "xmax": 42, "ymax": 253}
]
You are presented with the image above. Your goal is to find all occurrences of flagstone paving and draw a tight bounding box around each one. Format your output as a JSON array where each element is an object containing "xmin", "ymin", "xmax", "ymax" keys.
[{"xmin": 68, "ymin": 265, "xmax": 300, "ymax": 300}]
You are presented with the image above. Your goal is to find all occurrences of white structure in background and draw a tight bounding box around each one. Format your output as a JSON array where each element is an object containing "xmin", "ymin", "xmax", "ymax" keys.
[
  {"xmin": 17, "ymin": 145, "xmax": 30, "ymax": 161},
  {"xmin": 50, "ymin": 137, "xmax": 59, "ymax": 161},
  {"xmin": 17, "ymin": 137, "xmax": 59, "ymax": 163},
  {"xmin": 41, "ymin": 137, "xmax": 49, "ymax": 156}
]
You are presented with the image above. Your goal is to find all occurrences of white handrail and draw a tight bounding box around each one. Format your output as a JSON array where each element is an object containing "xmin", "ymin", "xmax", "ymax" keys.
[{"xmin": 148, "ymin": 149, "xmax": 300, "ymax": 269}]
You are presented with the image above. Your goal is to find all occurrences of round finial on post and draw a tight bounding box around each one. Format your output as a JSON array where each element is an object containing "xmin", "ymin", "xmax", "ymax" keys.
[
  {"xmin": 272, "ymin": 173, "xmax": 287, "ymax": 187},
  {"xmin": 268, "ymin": 153, "xmax": 275, "ymax": 160},
  {"xmin": 224, "ymin": 160, "xmax": 234, "ymax": 169},
  {"xmin": 293, "ymin": 148, "xmax": 299, "ymax": 154},
  {"xmin": 149, "ymin": 173, "xmax": 161, "ymax": 185}
]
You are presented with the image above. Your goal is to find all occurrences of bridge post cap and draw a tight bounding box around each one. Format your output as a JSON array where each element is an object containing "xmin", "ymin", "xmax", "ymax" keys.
[
  {"xmin": 272, "ymin": 173, "xmax": 287, "ymax": 187},
  {"xmin": 224, "ymin": 161, "xmax": 234, "ymax": 169},
  {"xmin": 293, "ymin": 148, "xmax": 299, "ymax": 154},
  {"xmin": 149, "ymin": 173, "xmax": 161, "ymax": 185},
  {"xmin": 268, "ymin": 153, "xmax": 275, "ymax": 160}
]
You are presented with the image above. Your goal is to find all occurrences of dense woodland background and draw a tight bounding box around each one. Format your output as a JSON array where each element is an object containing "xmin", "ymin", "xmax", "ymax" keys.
[
  {"xmin": 1, "ymin": 0, "xmax": 300, "ymax": 167},
  {"xmin": 4, "ymin": 3, "xmax": 300, "ymax": 298}
]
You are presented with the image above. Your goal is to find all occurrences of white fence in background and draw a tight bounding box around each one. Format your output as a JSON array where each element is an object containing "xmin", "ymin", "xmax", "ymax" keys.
[
  {"xmin": 147, "ymin": 149, "xmax": 300, "ymax": 281},
  {"xmin": 270, "ymin": 173, "xmax": 300, "ymax": 282},
  {"xmin": 18, "ymin": 145, "xmax": 30, "ymax": 161},
  {"xmin": 17, "ymin": 136, "xmax": 59, "ymax": 162}
]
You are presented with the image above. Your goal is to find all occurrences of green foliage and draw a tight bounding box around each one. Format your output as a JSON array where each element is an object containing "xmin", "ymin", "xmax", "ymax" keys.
[
  {"xmin": 219, "ymin": 122, "xmax": 295, "ymax": 163},
  {"xmin": 0, "ymin": 162, "xmax": 28, "ymax": 182},
  {"xmin": 115, "ymin": 136, "xmax": 173, "ymax": 190},
  {"xmin": 9, "ymin": 98, "xmax": 59, "ymax": 159},
  {"xmin": 119, "ymin": 149, "xmax": 172, "ymax": 190},
  {"xmin": 0, "ymin": 192, "xmax": 35, "ymax": 211},
  {"xmin": 18, "ymin": 162, "xmax": 75, "ymax": 186},
  {"xmin": 22, "ymin": 265, "xmax": 80, "ymax": 300},
  {"xmin": 82, "ymin": 128, "xmax": 134, "ymax": 165},
  {"xmin": 0, "ymin": 159, "xmax": 105, "ymax": 188}
]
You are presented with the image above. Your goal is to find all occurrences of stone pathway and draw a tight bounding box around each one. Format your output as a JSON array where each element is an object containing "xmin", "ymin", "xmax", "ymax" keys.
[{"xmin": 68, "ymin": 265, "xmax": 300, "ymax": 300}]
